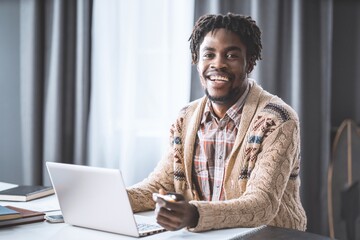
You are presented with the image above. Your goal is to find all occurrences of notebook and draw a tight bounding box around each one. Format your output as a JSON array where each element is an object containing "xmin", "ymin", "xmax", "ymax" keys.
[{"xmin": 46, "ymin": 162, "xmax": 165, "ymax": 237}]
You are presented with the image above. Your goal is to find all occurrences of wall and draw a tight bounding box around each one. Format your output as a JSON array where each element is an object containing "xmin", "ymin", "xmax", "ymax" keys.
[
  {"xmin": 0, "ymin": 0, "xmax": 23, "ymax": 184},
  {"xmin": 331, "ymin": 0, "xmax": 360, "ymax": 127}
]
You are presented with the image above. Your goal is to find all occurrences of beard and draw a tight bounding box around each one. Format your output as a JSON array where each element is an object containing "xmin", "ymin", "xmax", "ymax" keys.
[
  {"xmin": 205, "ymin": 87, "xmax": 241, "ymax": 104},
  {"xmin": 202, "ymin": 71, "xmax": 247, "ymax": 104}
]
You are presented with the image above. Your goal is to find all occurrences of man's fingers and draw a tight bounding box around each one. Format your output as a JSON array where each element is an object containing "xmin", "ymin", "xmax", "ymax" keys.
[
  {"xmin": 156, "ymin": 207, "xmax": 182, "ymax": 231},
  {"xmin": 156, "ymin": 204, "xmax": 181, "ymax": 222},
  {"xmin": 154, "ymin": 190, "xmax": 197, "ymax": 230},
  {"xmin": 157, "ymin": 198, "xmax": 186, "ymax": 212}
]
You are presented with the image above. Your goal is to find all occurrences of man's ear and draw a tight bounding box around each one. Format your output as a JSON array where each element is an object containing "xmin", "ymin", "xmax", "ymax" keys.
[
  {"xmin": 246, "ymin": 57, "xmax": 255, "ymax": 74},
  {"xmin": 247, "ymin": 63, "xmax": 254, "ymax": 74}
]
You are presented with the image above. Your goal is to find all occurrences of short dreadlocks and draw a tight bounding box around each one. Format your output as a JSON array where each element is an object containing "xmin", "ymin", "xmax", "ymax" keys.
[{"xmin": 189, "ymin": 13, "xmax": 262, "ymax": 73}]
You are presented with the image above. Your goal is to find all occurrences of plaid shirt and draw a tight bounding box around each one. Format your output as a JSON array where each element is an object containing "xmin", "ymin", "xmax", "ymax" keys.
[{"xmin": 193, "ymin": 85, "xmax": 250, "ymax": 201}]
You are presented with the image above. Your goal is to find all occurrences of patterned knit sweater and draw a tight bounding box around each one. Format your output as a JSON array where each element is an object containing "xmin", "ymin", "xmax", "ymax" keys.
[{"xmin": 127, "ymin": 80, "xmax": 307, "ymax": 232}]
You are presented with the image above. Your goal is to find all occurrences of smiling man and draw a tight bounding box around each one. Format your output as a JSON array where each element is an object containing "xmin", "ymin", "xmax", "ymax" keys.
[
  {"xmin": 198, "ymin": 27, "xmax": 250, "ymax": 118},
  {"xmin": 127, "ymin": 13, "xmax": 307, "ymax": 232}
]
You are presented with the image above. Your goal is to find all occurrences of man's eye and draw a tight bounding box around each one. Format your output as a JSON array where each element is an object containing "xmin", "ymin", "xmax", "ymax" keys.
[
  {"xmin": 203, "ymin": 53, "xmax": 215, "ymax": 59},
  {"xmin": 227, "ymin": 54, "xmax": 238, "ymax": 59}
]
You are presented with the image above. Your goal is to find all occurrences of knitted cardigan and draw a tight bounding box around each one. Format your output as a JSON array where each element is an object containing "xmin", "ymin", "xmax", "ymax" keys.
[{"xmin": 127, "ymin": 80, "xmax": 307, "ymax": 232}]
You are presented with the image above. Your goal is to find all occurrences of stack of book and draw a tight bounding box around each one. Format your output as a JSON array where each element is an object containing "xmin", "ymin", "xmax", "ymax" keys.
[
  {"xmin": 0, "ymin": 205, "xmax": 45, "ymax": 227},
  {"xmin": 0, "ymin": 185, "xmax": 54, "ymax": 227}
]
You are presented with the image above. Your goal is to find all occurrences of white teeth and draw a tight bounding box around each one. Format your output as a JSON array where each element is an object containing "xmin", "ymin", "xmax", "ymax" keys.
[{"xmin": 209, "ymin": 75, "xmax": 229, "ymax": 81}]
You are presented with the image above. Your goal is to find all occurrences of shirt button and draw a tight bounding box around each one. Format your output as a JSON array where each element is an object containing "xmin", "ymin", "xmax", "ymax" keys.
[{"xmin": 173, "ymin": 137, "xmax": 181, "ymax": 144}]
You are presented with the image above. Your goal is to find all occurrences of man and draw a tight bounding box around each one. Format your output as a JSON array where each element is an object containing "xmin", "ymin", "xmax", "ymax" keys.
[{"xmin": 127, "ymin": 13, "xmax": 307, "ymax": 232}]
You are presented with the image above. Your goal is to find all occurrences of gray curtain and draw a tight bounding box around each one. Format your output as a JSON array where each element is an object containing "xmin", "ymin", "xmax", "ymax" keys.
[
  {"xmin": 190, "ymin": 0, "xmax": 359, "ymax": 237},
  {"xmin": 19, "ymin": 0, "xmax": 92, "ymax": 185}
]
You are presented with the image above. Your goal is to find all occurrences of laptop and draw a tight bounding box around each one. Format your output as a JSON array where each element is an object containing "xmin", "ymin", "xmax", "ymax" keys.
[{"xmin": 46, "ymin": 162, "xmax": 165, "ymax": 237}]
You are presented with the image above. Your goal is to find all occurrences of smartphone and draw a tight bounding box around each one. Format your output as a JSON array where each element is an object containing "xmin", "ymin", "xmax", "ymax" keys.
[{"xmin": 45, "ymin": 214, "xmax": 64, "ymax": 223}]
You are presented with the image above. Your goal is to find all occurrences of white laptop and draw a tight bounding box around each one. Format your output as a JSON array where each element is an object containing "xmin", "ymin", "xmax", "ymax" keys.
[{"xmin": 46, "ymin": 162, "xmax": 165, "ymax": 237}]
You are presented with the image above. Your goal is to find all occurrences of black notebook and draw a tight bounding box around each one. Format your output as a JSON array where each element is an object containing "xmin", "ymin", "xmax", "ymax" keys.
[{"xmin": 0, "ymin": 185, "xmax": 54, "ymax": 202}]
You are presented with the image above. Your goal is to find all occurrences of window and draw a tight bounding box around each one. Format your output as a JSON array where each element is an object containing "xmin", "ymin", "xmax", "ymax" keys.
[{"xmin": 89, "ymin": 0, "xmax": 194, "ymax": 185}]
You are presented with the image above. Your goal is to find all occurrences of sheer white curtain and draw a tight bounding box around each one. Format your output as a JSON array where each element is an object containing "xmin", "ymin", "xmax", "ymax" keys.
[{"xmin": 89, "ymin": 0, "xmax": 194, "ymax": 185}]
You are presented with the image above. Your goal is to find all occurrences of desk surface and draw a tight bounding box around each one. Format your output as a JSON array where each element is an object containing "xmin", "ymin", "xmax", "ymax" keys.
[
  {"xmin": 0, "ymin": 211, "xmax": 266, "ymax": 240},
  {"xmin": 0, "ymin": 220, "xmax": 331, "ymax": 240},
  {"xmin": 0, "ymin": 183, "xmax": 330, "ymax": 240}
]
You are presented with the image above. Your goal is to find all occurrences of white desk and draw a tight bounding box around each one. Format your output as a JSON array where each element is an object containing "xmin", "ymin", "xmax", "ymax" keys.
[
  {"xmin": 0, "ymin": 218, "xmax": 264, "ymax": 240},
  {"xmin": 0, "ymin": 183, "xmax": 261, "ymax": 240}
]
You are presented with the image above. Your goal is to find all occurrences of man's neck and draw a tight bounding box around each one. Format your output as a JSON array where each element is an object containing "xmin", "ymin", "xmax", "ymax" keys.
[
  {"xmin": 210, "ymin": 102, "xmax": 234, "ymax": 119},
  {"xmin": 209, "ymin": 81, "xmax": 251, "ymax": 119}
]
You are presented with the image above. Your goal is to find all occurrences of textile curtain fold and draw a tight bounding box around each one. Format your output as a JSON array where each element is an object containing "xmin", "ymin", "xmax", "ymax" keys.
[{"xmin": 19, "ymin": 0, "xmax": 92, "ymax": 185}]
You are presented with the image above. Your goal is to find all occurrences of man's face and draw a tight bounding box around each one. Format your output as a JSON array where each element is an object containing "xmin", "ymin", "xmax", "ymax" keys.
[{"xmin": 197, "ymin": 28, "xmax": 249, "ymax": 105}]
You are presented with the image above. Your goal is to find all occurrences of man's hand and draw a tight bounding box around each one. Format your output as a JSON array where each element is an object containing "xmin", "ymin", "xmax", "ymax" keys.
[{"xmin": 154, "ymin": 189, "xmax": 199, "ymax": 231}]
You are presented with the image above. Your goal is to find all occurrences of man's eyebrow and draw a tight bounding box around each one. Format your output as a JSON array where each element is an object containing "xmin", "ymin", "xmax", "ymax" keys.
[
  {"xmin": 224, "ymin": 46, "xmax": 243, "ymax": 52},
  {"xmin": 200, "ymin": 47, "xmax": 215, "ymax": 52},
  {"xmin": 200, "ymin": 46, "xmax": 243, "ymax": 52}
]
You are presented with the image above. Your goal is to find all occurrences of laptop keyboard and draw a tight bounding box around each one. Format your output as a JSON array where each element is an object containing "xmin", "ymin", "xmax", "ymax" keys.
[{"xmin": 137, "ymin": 223, "xmax": 162, "ymax": 232}]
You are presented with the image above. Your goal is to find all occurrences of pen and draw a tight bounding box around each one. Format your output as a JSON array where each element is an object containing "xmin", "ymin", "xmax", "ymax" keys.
[{"xmin": 152, "ymin": 193, "xmax": 177, "ymax": 202}]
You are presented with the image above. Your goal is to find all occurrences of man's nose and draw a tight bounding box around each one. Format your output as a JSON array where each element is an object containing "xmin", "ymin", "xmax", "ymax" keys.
[{"xmin": 210, "ymin": 56, "xmax": 227, "ymax": 69}]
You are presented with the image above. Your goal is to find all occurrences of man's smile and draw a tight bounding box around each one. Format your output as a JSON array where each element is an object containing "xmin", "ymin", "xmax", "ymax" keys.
[{"xmin": 208, "ymin": 75, "xmax": 230, "ymax": 82}]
